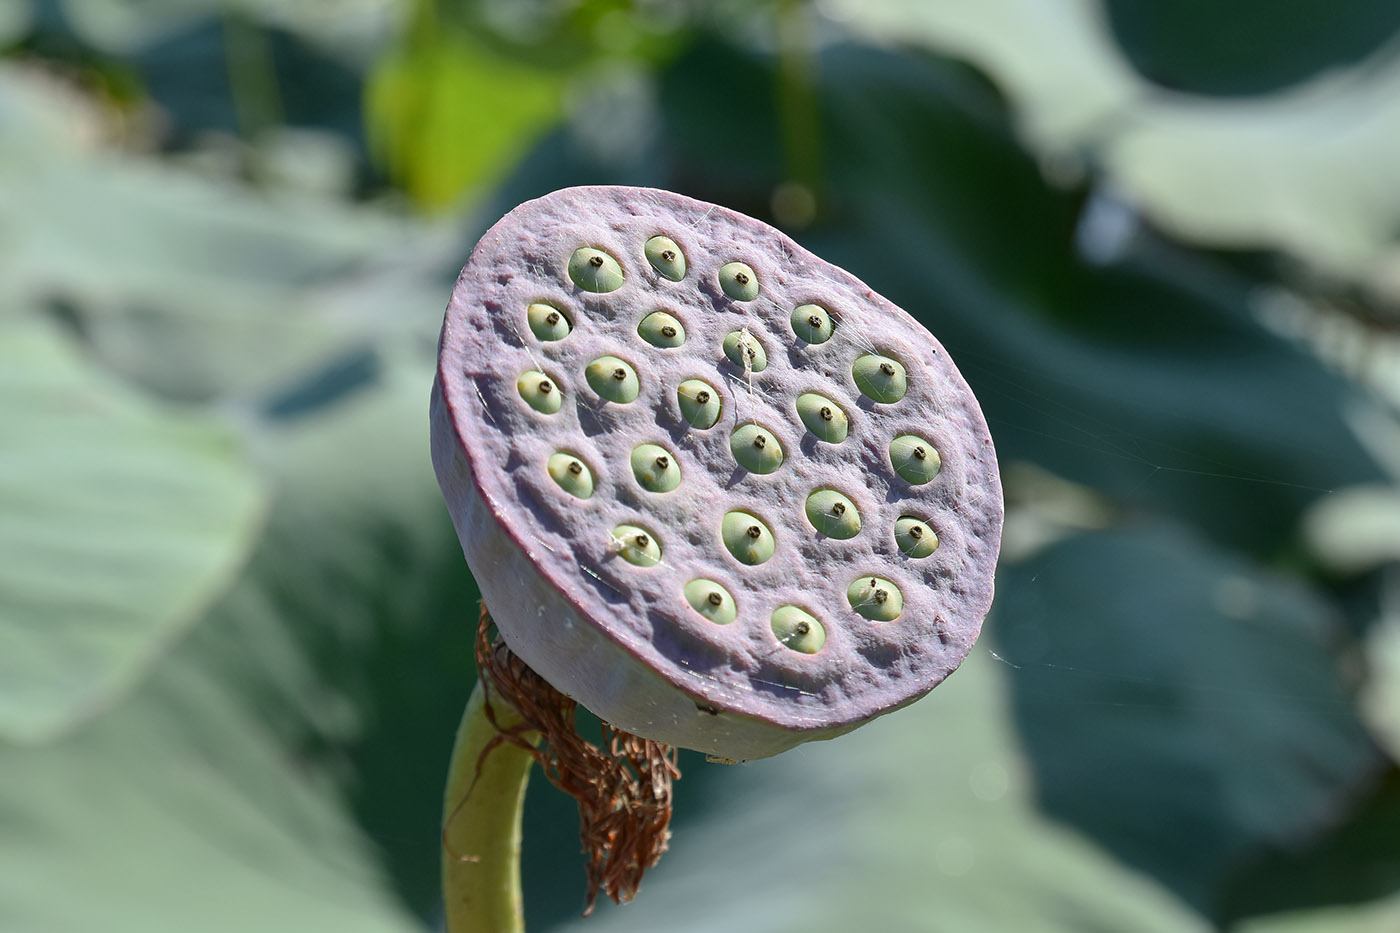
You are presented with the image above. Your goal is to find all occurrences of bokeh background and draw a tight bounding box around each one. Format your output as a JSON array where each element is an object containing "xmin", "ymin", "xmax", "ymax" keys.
[{"xmin": 4, "ymin": 1, "xmax": 1400, "ymax": 930}]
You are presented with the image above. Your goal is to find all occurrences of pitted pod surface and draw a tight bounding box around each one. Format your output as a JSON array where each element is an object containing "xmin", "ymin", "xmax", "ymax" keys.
[{"xmin": 431, "ymin": 186, "xmax": 1003, "ymax": 759}]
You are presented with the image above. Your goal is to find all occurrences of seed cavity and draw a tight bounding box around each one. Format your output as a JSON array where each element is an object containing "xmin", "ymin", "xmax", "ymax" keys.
[
  {"xmin": 568, "ymin": 247, "xmax": 625, "ymax": 293},
  {"xmin": 895, "ymin": 516, "xmax": 939, "ymax": 558},
  {"xmin": 677, "ymin": 379, "xmax": 722, "ymax": 428},
  {"xmin": 771, "ymin": 606, "xmax": 825, "ymax": 654},
  {"xmin": 612, "ymin": 523, "xmax": 662, "ymax": 567},
  {"xmin": 638, "ymin": 311, "xmax": 687, "ymax": 348},
  {"xmin": 790, "ymin": 304, "xmax": 834, "ymax": 344},
  {"xmin": 804, "ymin": 489, "xmax": 861, "ymax": 539},
  {"xmin": 631, "ymin": 443, "xmax": 681, "ymax": 493},
  {"xmin": 644, "ymin": 236, "xmax": 687, "ymax": 281},
  {"xmin": 526, "ymin": 303, "xmax": 572, "ymax": 341},
  {"xmin": 722, "ymin": 330, "xmax": 768, "ymax": 373},
  {"xmin": 718, "ymin": 261, "xmax": 760, "ymax": 301},
  {"xmin": 517, "ymin": 370, "xmax": 563, "ymax": 414},
  {"xmin": 795, "ymin": 392, "xmax": 849, "ymax": 443},
  {"xmin": 684, "ymin": 579, "xmax": 737, "ymax": 624},
  {"xmin": 721, "ymin": 510, "xmax": 775, "ymax": 565},
  {"xmin": 889, "ymin": 434, "xmax": 942, "ymax": 485},
  {"xmin": 852, "ymin": 353, "xmax": 908, "ymax": 403},
  {"xmin": 846, "ymin": 576, "xmax": 904, "ymax": 622},
  {"xmin": 547, "ymin": 453, "xmax": 594, "ymax": 499},
  {"xmin": 729, "ymin": 424, "xmax": 784, "ymax": 474},
  {"xmin": 585, "ymin": 355, "xmax": 640, "ymax": 403}
]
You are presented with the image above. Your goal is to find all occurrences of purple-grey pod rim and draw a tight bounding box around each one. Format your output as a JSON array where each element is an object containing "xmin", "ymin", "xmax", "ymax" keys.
[{"xmin": 430, "ymin": 186, "xmax": 1003, "ymax": 760}]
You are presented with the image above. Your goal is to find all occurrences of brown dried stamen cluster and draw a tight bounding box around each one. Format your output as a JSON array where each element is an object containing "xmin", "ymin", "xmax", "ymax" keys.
[{"xmin": 471, "ymin": 604, "xmax": 681, "ymax": 915}]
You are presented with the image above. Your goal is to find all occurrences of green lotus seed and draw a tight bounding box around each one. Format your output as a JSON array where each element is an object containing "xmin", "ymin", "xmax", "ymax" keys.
[
  {"xmin": 847, "ymin": 575, "xmax": 904, "ymax": 622},
  {"xmin": 771, "ymin": 606, "xmax": 826, "ymax": 654},
  {"xmin": 718, "ymin": 261, "xmax": 759, "ymax": 301},
  {"xmin": 722, "ymin": 330, "xmax": 768, "ymax": 373},
  {"xmin": 516, "ymin": 370, "xmax": 562, "ymax": 414},
  {"xmin": 721, "ymin": 510, "xmax": 775, "ymax": 565},
  {"xmin": 889, "ymin": 434, "xmax": 941, "ymax": 485},
  {"xmin": 631, "ymin": 443, "xmax": 681, "ymax": 493},
  {"xmin": 547, "ymin": 453, "xmax": 594, "ymax": 499},
  {"xmin": 584, "ymin": 355, "xmax": 640, "ymax": 403},
  {"xmin": 677, "ymin": 379, "xmax": 721, "ymax": 429},
  {"xmin": 644, "ymin": 235, "xmax": 686, "ymax": 281},
  {"xmin": 683, "ymin": 579, "xmax": 737, "ymax": 624},
  {"xmin": 852, "ymin": 354, "xmax": 908, "ymax": 403},
  {"xmin": 791, "ymin": 304, "xmax": 834, "ymax": 344},
  {"xmin": 526, "ymin": 302, "xmax": 572, "ymax": 341},
  {"xmin": 795, "ymin": 392, "xmax": 848, "ymax": 443},
  {"xmin": 894, "ymin": 515, "xmax": 939, "ymax": 558},
  {"xmin": 730, "ymin": 424, "xmax": 784, "ymax": 474},
  {"xmin": 804, "ymin": 489, "xmax": 861, "ymax": 539},
  {"xmin": 613, "ymin": 524, "xmax": 662, "ymax": 567},
  {"xmin": 568, "ymin": 247, "xmax": 625, "ymax": 293},
  {"xmin": 638, "ymin": 311, "xmax": 686, "ymax": 348}
]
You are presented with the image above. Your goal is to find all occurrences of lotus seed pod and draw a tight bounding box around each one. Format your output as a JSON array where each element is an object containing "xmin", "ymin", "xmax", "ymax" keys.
[
  {"xmin": 729, "ymin": 424, "xmax": 784, "ymax": 474},
  {"xmin": 791, "ymin": 304, "xmax": 834, "ymax": 344},
  {"xmin": 718, "ymin": 261, "xmax": 759, "ymax": 301},
  {"xmin": 631, "ymin": 443, "xmax": 682, "ymax": 493},
  {"xmin": 804, "ymin": 489, "xmax": 861, "ymax": 539},
  {"xmin": 683, "ymin": 579, "xmax": 737, "ymax": 624},
  {"xmin": 676, "ymin": 378, "xmax": 721, "ymax": 428},
  {"xmin": 569, "ymin": 246, "xmax": 625, "ymax": 292},
  {"xmin": 517, "ymin": 370, "xmax": 563, "ymax": 414},
  {"xmin": 527, "ymin": 302, "xmax": 572, "ymax": 341},
  {"xmin": 722, "ymin": 330, "xmax": 768, "ymax": 372},
  {"xmin": 638, "ymin": 310, "xmax": 686, "ymax": 348},
  {"xmin": 889, "ymin": 434, "xmax": 942, "ymax": 485},
  {"xmin": 644, "ymin": 235, "xmax": 687, "ymax": 281},
  {"xmin": 795, "ymin": 392, "xmax": 848, "ymax": 443},
  {"xmin": 431, "ymin": 186, "xmax": 1002, "ymax": 760},
  {"xmin": 894, "ymin": 515, "xmax": 938, "ymax": 558},
  {"xmin": 584, "ymin": 355, "xmax": 640, "ymax": 403}
]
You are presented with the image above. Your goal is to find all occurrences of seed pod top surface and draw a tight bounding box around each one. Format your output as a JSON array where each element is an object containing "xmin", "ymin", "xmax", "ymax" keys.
[{"xmin": 430, "ymin": 186, "xmax": 1002, "ymax": 760}]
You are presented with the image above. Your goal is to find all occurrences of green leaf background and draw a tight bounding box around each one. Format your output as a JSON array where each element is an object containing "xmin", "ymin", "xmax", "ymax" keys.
[{"xmin": 4, "ymin": 1, "xmax": 1399, "ymax": 930}]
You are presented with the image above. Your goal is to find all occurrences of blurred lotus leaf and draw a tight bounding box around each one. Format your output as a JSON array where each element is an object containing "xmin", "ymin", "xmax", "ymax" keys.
[
  {"xmin": 0, "ymin": 317, "xmax": 266, "ymax": 743},
  {"xmin": 830, "ymin": 0, "xmax": 1400, "ymax": 305}
]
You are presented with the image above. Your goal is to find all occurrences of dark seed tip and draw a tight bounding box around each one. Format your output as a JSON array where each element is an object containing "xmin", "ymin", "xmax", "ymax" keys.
[
  {"xmin": 567, "ymin": 461, "xmax": 582, "ymax": 475},
  {"xmin": 832, "ymin": 503, "xmax": 846, "ymax": 516},
  {"xmin": 612, "ymin": 368, "xmax": 626, "ymax": 380},
  {"xmin": 819, "ymin": 406, "xmax": 832, "ymax": 421},
  {"xmin": 538, "ymin": 380, "xmax": 552, "ymax": 393},
  {"xmin": 661, "ymin": 325, "xmax": 676, "ymax": 337},
  {"xmin": 807, "ymin": 314, "xmax": 822, "ymax": 327},
  {"xmin": 873, "ymin": 589, "xmax": 888, "ymax": 604},
  {"xmin": 634, "ymin": 534, "xmax": 649, "ymax": 548},
  {"xmin": 913, "ymin": 446, "xmax": 927, "ymax": 460},
  {"xmin": 661, "ymin": 249, "xmax": 676, "ymax": 261},
  {"xmin": 880, "ymin": 362, "xmax": 895, "ymax": 376},
  {"xmin": 745, "ymin": 525, "xmax": 762, "ymax": 539},
  {"xmin": 588, "ymin": 255, "xmax": 604, "ymax": 268},
  {"xmin": 734, "ymin": 272, "xmax": 749, "ymax": 285},
  {"xmin": 794, "ymin": 621, "xmax": 810, "ymax": 636},
  {"xmin": 909, "ymin": 525, "xmax": 924, "ymax": 539},
  {"xmin": 545, "ymin": 311, "xmax": 560, "ymax": 325},
  {"xmin": 753, "ymin": 435, "xmax": 766, "ymax": 449},
  {"xmin": 706, "ymin": 591, "xmax": 723, "ymax": 606},
  {"xmin": 655, "ymin": 456, "xmax": 669, "ymax": 469}
]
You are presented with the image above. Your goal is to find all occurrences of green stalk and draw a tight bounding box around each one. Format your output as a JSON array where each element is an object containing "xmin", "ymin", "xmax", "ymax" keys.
[{"xmin": 442, "ymin": 681, "xmax": 538, "ymax": 933}]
